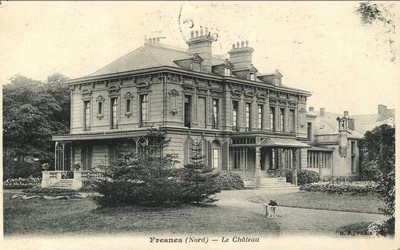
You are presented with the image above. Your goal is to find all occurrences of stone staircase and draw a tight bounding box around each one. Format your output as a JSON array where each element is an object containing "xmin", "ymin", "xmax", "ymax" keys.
[
  {"xmin": 50, "ymin": 179, "xmax": 74, "ymax": 189},
  {"xmin": 245, "ymin": 177, "xmax": 299, "ymax": 190}
]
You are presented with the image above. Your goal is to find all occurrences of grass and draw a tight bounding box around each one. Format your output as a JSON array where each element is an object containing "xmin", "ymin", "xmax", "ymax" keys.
[
  {"xmin": 3, "ymin": 193, "xmax": 280, "ymax": 236},
  {"xmin": 249, "ymin": 191, "xmax": 384, "ymax": 214}
]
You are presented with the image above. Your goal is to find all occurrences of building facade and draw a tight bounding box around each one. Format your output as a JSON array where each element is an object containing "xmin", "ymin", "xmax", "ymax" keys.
[{"xmin": 48, "ymin": 29, "xmax": 315, "ymax": 188}]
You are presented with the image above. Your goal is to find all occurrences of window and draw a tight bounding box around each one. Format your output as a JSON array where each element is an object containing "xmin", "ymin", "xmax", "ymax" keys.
[
  {"xmin": 98, "ymin": 102, "xmax": 103, "ymax": 115},
  {"xmin": 289, "ymin": 109, "xmax": 295, "ymax": 133},
  {"xmin": 280, "ymin": 108, "xmax": 285, "ymax": 132},
  {"xmin": 110, "ymin": 98, "xmax": 118, "ymax": 129},
  {"xmin": 307, "ymin": 122, "xmax": 312, "ymax": 141},
  {"xmin": 212, "ymin": 148, "xmax": 219, "ymax": 168},
  {"xmin": 224, "ymin": 68, "xmax": 231, "ymax": 76},
  {"xmin": 270, "ymin": 107, "xmax": 275, "ymax": 132},
  {"xmin": 271, "ymin": 149, "xmax": 276, "ymax": 169},
  {"xmin": 140, "ymin": 94, "xmax": 148, "ymax": 126},
  {"xmin": 307, "ymin": 151, "xmax": 332, "ymax": 169},
  {"xmin": 351, "ymin": 141, "xmax": 356, "ymax": 173},
  {"xmin": 184, "ymin": 95, "xmax": 191, "ymax": 128},
  {"xmin": 245, "ymin": 103, "xmax": 251, "ymax": 131},
  {"xmin": 212, "ymin": 99, "xmax": 219, "ymax": 129},
  {"xmin": 249, "ymin": 73, "xmax": 255, "ymax": 81},
  {"xmin": 84, "ymin": 101, "xmax": 91, "ymax": 131},
  {"xmin": 232, "ymin": 101, "xmax": 239, "ymax": 131},
  {"xmin": 126, "ymin": 99, "xmax": 131, "ymax": 113},
  {"xmin": 258, "ymin": 104, "xmax": 263, "ymax": 130}
]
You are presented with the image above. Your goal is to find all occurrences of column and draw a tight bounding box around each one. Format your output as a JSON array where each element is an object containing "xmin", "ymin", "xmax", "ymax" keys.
[
  {"xmin": 255, "ymin": 147, "xmax": 261, "ymax": 188},
  {"xmin": 292, "ymin": 149, "xmax": 299, "ymax": 185}
]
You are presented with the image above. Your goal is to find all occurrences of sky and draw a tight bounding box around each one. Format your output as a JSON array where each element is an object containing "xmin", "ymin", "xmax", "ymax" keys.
[{"xmin": 0, "ymin": 1, "xmax": 398, "ymax": 115}]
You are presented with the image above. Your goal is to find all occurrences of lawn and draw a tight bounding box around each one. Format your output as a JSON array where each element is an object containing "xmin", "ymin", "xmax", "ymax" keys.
[
  {"xmin": 248, "ymin": 191, "xmax": 385, "ymax": 214},
  {"xmin": 3, "ymin": 192, "xmax": 280, "ymax": 236}
]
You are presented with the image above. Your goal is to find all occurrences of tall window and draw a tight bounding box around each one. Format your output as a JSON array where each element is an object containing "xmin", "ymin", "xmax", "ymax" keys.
[
  {"xmin": 258, "ymin": 104, "xmax": 263, "ymax": 130},
  {"xmin": 110, "ymin": 98, "xmax": 118, "ymax": 129},
  {"xmin": 280, "ymin": 108, "xmax": 285, "ymax": 132},
  {"xmin": 212, "ymin": 148, "xmax": 219, "ymax": 168},
  {"xmin": 289, "ymin": 109, "xmax": 295, "ymax": 133},
  {"xmin": 245, "ymin": 103, "xmax": 251, "ymax": 131},
  {"xmin": 270, "ymin": 107, "xmax": 275, "ymax": 132},
  {"xmin": 84, "ymin": 101, "xmax": 91, "ymax": 131},
  {"xmin": 140, "ymin": 94, "xmax": 148, "ymax": 126},
  {"xmin": 224, "ymin": 68, "xmax": 231, "ymax": 76},
  {"xmin": 232, "ymin": 101, "xmax": 238, "ymax": 131},
  {"xmin": 307, "ymin": 122, "xmax": 312, "ymax": 140},
  {"xmin": 184, "ymin": 95, "xmax": 191, "ymax": 128},
  {"xmin": 126, "ymin": 99, "xmax": 131, "ymax": 113},
  {"xmin": 351, "ymin": 141, "xmax": 356, "ymax": 173},
  {"xmin": 212, "ymin": 99, "xmax": 219, "ymax": 129},
  {"xmin": 98, "ymin": 102, "xmax": 103, "ymax": 115}
]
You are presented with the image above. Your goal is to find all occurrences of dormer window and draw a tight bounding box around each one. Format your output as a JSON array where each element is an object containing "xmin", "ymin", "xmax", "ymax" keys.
[
  {"xmin": 249, "ymin": 73, "xmax": 255, "ymax": 81},
  {"xmin": 224, "ymin": 68, "xmax": 231, "ymax": 76}
]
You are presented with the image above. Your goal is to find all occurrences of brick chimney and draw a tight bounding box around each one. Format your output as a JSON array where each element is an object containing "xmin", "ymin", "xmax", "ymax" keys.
[
  {"xmin": 320, "ymin": 108, "xmax": 325, "ymax": 117},
  {"xmin": 186, "ymin": 28, "xmax": 214, "ymax": 73},
  {"xmin": 344, "ymin": 111, "xmax": 349, "ymax": 117},
  {"xmin": 309, "ymin": 107, "xmax": 314, "ymax": 112},
  {"xmin": 228, "ymin": 40, "xmax": 254, "ymax": 70},
  {"xmin": 378, "ymin": 104, "xmax": 387, "ymax": 115}
]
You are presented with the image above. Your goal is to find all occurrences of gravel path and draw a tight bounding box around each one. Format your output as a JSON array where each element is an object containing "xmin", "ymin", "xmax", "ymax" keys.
[{"xmin": 215, "ymin": 188, "xmax": 386, "ymax": 236}]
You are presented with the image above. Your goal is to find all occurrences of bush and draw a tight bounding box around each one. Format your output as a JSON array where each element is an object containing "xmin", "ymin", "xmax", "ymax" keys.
[
  {"xmin": 3, "ymin": 177, "xmax": 41, "ymax": 189},
  {"xmin": 286, "ymin": 170, "xmax": 320, "ymax": 185},
  {"xmin": 23, "ymin": 187, "xmax": 78, "ymax": 196},
  {"xmin": 300, "ymin": 182, "xmax": 378, "ymax": 195},
  {"xmin": 214, "ymin": 172, "xmax": 245, "ymax": 190},
  {"xmin": 3, "ymin": 161, "xmax": 42, "ymax": 180}
]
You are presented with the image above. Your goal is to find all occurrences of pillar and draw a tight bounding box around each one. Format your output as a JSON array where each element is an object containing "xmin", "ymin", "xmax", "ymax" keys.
[
  {"xmin": 292, "ymin": 149, "xmax": 299, "ymax": 185},
  {"xmin": 255, "ymin": 147, "xmax": 261, "ymax": 188},
  {"xmin": 73, "ymin": 171, "xmax": 83, "ymax": 190},
  {"xmin": 41, "ymin": 171, "xmax": 50, "ymax": 188}
]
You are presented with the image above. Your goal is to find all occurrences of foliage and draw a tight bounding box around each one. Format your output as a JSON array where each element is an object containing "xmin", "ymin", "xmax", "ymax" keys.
[
  {"xmin": 3, "ymin": 73, "xmax": 70, "ymax": 178},
  {"xmin": 214, "ymin": 172, "xmax": 245, "ymax": 190},
  {"xmin": 92, "ymin": 128, "xmax": 182, "ymax": 207},
  {"xmin": 286, "ymin": 170, "xmax": 320, "ymax": 185},
  {"xmin": 359, "ymin": 124, "xmax": 395, "ymax": 235},
  {"xmin": 23, "ymin": 187, "xmax": 78, "ymax": 196},
  {"xmin": 337, "ymin": 222, "xmax": 372, "ymax": 236},
  {"xmin": 359, "ymin": 161, "xmax": 380, "ymax": 181},
  {"xmin": 3, "ymin": 161, "xmax": 42, "ymax": 180},
  {"xmin": 368, "ymin": 218, "xmax": 395, "ymax": 237},
  {"xmin": 3, "ymin": 177, "xmax": 42, "ymax": 189},
  {"xmin": 180, "ymin": 141, "xmax": 221, "ymax": 204},
  {"xmin": 300, "ymin": 182, "xmax": 378, "ymax": 195},
  {"xmin": 268, "ymin": 200, "xmax": 278, "ymax": 206},
  {"xmin": 356, "ymin": 2, "xmax": 395, "ymax": 62}
]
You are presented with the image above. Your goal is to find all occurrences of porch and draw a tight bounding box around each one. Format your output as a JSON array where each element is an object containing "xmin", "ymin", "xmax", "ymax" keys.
[{"xmin": 41, "ymin": 170, "xmax": 104, "ymax": 190}]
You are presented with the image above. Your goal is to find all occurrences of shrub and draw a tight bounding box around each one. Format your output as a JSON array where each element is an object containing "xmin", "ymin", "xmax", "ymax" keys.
[
  {"xmin": 300, "ymin": 182, "xmax": 378, "ymax": 195},
  {"xmin": 3, "ymin": 161, "xmax": 42, "ymax": 180},
  {"xmin": 214, "ymin": 172, "xmax": 245, "ymax": 190},
  {"xmin": 23, "ymin": 187, "xmax": 78, "ymax": 196},
  {"xmin": 286, "ymin": 170, "xmax": 320, "ymax": 185},
  {"xmin": 3, "ymin": 177, "xmax": 41, "ymax": 189}
]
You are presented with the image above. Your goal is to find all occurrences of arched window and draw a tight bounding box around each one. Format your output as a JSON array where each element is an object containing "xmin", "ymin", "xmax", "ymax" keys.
[{"xmin": 211, "ymin": 140, "xmax": 221, "ymax": 169}]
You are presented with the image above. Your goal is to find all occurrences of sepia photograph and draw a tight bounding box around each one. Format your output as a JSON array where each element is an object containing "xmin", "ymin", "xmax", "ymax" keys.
[{"xmin": 1, "ymin": 1, "xmax": 398, "ymax": 249}]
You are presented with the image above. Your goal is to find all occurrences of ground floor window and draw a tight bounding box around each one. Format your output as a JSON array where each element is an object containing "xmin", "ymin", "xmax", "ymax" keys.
[
  {"xmin": 307, "ymin": 151, "xmax": 332, "ymax": 168},
  {"xmin": 212, "ymin": 148, "xmax": 219, "ymax": 168}
]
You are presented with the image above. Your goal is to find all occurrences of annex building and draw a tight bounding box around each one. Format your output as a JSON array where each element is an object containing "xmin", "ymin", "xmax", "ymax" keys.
[{"xmin": 43, "ymin": 29, "xmax": 382, "ymax": 189}]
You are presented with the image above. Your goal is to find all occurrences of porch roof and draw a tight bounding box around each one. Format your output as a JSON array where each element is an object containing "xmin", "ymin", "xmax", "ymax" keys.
[
  {"xmin": 260, "ymin": 138, "xmax": 311, "ymax": 148},
  {"xmin": 308, "ymin": 146, "xmax": 334, "ymax": 152},
  {"xmin": 52, "ymin": 130, "xmax": 150, "ymax": 141}
]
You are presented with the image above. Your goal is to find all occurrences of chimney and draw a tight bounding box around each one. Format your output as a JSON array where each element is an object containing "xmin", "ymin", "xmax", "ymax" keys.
[
  {"xmin": 348, "ymin": 118, "xmax": 355, "ymax": 130},
  {"xmin": 309, "ymin": 107, "xmax": 314, "ymax": 112},
  {"xmin": 344, "ymin": 111, "xmax": 349, "ymax": 117},
  {"xmin": 378, "ymin": 104, "xmax": 387, "ymax": 115},
  {"xmin": 228, "ymin": 40, "xmax": 254, "ymax": 70},
  {"xmin": 320, "ymin": 108, "xmax": 325, "ymax": 117},
  {"xmin": 186, "ymin": 27, "xmax": 214, "ymax": 73}
]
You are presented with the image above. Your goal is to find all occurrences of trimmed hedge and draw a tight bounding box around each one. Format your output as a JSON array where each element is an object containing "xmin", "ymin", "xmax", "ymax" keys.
[
  {"xmin": 23, "ymin": 187, "xmax": 79, "ymax": 196},
  {"xmin": 300, "ymin": 182, "xmax": 378, "ymax": 195},
  {"xmin": 214, "ymin": 172, "xmax": 244, "ymax": 190},
  {"xmin": 286, "ymin": 170, "xmax": 320, "ymax": 185},
  {"xmin": 3, "ymin": 177, "xmax": 41, "ymax": 189}
]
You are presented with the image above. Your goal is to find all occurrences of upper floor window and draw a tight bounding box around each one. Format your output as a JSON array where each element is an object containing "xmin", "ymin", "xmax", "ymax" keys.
[
  {"xmin": 140, "ymin": 94, "xmax": 149, "ymax": 126},
  {"xmin": 270, "ymin": 107, "xmax": 275, "ymax": 132},
  {"xmin": 126, "ymin": 99, "xmax": 131, "ymax": 113},
  {"xmin": 232, "ymin": 101, "xmax": 239, "ymax": 131},
  {"xmin": 289, "ymin": 109, "xmax": 295, "ymax": 133},
  {"xmin": 84, "ymin": 101, "xmax": 91, "ymax": 131},
  {"xmin": 249, "ymin": 73, "xmax": 255, "ymax": 81},
  {"xmin": 184, "ymin": 95, "xmax": 192, "ymax": 128},
  {"xmin": 307, "ymin": 122, "xmax": 312, "ymax": 141},
  {"xmin": 280, "ymin": 108, "xmax": 285, "ymax": 132},
  {"xmin": 224, "ymin": 68, "xmax": 231, "ymax": 76},
  {"xmin": 98, "ymin": 102, "xmax": 103, "ymax": 115},
  {"xmin": 245, "ymin": 103, "xmax": 251, "ymax": 131},
  {"xmin": 258, "ymin": 104, "xmax": 263, "ymax": 130},
  {"xmin": 212, "ymin": 99, "xmax": 219, "ymax": 129},
  {"xmin": 110, "ymin": 98, "xmax": 118, "ymax": 129}
]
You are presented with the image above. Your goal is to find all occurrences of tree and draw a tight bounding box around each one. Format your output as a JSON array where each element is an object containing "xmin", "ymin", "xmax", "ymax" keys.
[
  {"xmin": 180, "ymin": 140, "xmax": 220, "ymax": 204},
  {"xmin": 3, "ymin": 73, "xmax": 70, "ymax": 179},
  {"xmin": 356, "ymin": 2, "xmax": 396, "ymax": 62},
  {"xmin": 359, "ymin": 124, "xmax": 395, "ymax": 235}
]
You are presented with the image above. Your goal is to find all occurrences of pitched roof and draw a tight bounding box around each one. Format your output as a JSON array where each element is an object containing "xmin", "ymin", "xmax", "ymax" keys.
[{"xmin": 88, "ymin": 43, "xmax": 224, "ymax": 77}]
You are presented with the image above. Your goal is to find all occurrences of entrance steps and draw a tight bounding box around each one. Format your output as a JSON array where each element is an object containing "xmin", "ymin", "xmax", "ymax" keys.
[
  {"xmin": 50, "ymin": 179, "xmax": 74, "ymax": 189},
  {"xmin": 245, "ymin": 177, "xmax": 299, "ymax": 190}
]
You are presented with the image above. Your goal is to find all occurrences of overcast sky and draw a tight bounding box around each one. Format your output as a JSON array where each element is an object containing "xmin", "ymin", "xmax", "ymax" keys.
[{"xmin": 0, "ymin": 1, "xmax": 398, "ymax": 115}]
